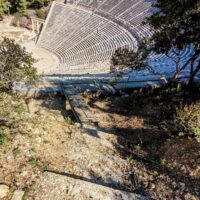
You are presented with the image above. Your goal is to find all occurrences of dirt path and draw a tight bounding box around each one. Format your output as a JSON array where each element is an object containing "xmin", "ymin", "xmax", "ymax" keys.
[{"xmin": 32, "ymin": 123, "xmax": 147, "ymax": 199}]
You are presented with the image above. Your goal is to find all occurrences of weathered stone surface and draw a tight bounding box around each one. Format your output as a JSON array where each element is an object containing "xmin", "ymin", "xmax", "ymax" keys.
[
  {"xmin": 66, "ymin": 94, "xmax": 99, "ymax": 123},
  {"xmin": 0, "ymin": 184, "xmax": 9, "ymax": 198},
  {"xmin": 11, "ymin": 190, "xmax": 25, "ymax": 200},
  {"xmin": 34, "ymin": 172, "xmax": 149, "ymax": 200}
]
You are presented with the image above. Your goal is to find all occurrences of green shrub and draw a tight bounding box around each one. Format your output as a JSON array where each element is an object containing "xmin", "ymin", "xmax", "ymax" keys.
[
  {"xmin": 64, "ymin": 116, "xmax": 73, "ymax": 125},
  {"xmin": 174, "ymin": 101, "xmax": 200, "ymax": 138},
  {"xmin": 0, "ymin": 38, "xmax": 38, "ymax": 91},
  {"xmin": 0, "ymin": 93, "xmax": 25, "ymax": 121},
  {"xmin": 0, "ymin": 133, "xmax": 7, "ymax": 145},
  {"xmin": 36, "ymin": 9, "xmax": 45, "ymax": 19},
  {"xmin": 0, "ymin": 0, "xmax": 10, "ymax": 17},
  {"xmin": 17, "ymin": 0, "xmax": 27, "ymax": 15},
  {"xmin": 32, "ymin": 0, "xmax": 44, "ymax": 9}
]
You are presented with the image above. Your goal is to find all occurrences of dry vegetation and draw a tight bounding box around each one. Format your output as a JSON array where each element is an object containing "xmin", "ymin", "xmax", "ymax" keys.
[{"xmin": 0, "ymin": 94, "xmax": 74, "ymax": 199}]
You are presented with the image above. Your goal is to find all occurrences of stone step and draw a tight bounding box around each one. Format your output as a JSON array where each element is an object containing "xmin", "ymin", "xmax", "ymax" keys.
[
  {"xmin": 66, "ymin": 94, "xmax": 98, "ymax": 123},
  {"xmin": 60, "ymin": 82, "xmax": 116, "ymax": 124},
  {"xmin": 63, "ymin": 83, "xmax": 116, "ymax": 95},
  {"xmin": 34, "ymin": 172, "xmax": 149, "ymax": 200},
  {"xmin": 11, "ymin": 190, "xmax": 25, "ymax": 200},
  {"xmin": 0, "ymin": 184, "xmax": 9, "ymax": 199}
]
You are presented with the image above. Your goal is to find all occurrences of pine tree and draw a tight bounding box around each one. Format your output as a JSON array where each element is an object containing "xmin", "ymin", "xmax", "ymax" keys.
[
  {"xmin": 147, "ymin": 0, "xmax": 200, "ymax": 84},
  {"xmin": 33, "ymin": 0, "xmax": 44, "ymax": 9},
  {"xmin": 113, "ymin": 0, "xmax": 200, "ymax": 84},
  {"xmin": 17, "ymin": 0, "xmax": 27, "ymax": 15},
  {"xmin": 0, "ymin": 0, "xmax": 10, "ymax": 17}
]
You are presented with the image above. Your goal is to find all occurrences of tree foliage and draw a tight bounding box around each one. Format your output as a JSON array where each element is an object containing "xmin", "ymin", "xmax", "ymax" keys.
[
  {"xmin": 147, "ymin": 0, "xmax": 199, "ymax": 53},
  {"xmin": 0, "ymin": 0, "xmax": 10, "ymax": 16},
  {"xmin": 112, "ymin": 39, "xmax": 169, "ymax": 83},
  {"xmin": 147, "ymin": 0, "xmax": 200, "ymax": 84},
  {"xmin": 112, "ymin": 0, "xmax": 200, "ymax": 84},
  {"xmin": 111, "ymin": 42, "xmax": 147, "ymax": 70},
  {"xmin": 36, "ymin": 8, "xmax": 45, "ymax": 19},
  {"xmin": 32, "ymin": 0, "xmax": 44, "ymax": 9},
  {"xmin": 0, "ymin": 0, "xmax": 52, "ymax": 16},
  {"xmin": 16, "ymin": 0, "xmax": 27, "ymax": 15},
  {"xmin": 0, "ymin": 38, "xmax": 38, "ymax": 91},
  {"xmin": 29, "ymin": 0, "xmax": 52, "ymax": 9}
]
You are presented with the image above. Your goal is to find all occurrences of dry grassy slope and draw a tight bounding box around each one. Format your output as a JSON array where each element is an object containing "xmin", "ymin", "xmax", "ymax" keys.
[
  {"xmin": 0, "ymin": 96, "xmax": 142, "ymax": 199},
  {"xmin": 0, "ymin": 97, "xmax": 71, "ymax": 194},
  {"xmin": 85, "ymin": 90, "xmax": 200, "ymax": 200}
]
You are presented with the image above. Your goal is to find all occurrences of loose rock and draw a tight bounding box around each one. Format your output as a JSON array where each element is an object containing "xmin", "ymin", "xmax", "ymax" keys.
[
  {"xmin": 11, "ymin": 190, "xmax": 25, "ymax": 200},
  {"xmin": 0, "ymin": 184, "xmax": 9, "ymax": 198}
]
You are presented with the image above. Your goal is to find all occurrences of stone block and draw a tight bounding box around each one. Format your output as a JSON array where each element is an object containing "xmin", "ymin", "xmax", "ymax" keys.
[
  {"xmin": 11, "ymin": 190, "xmax": 25, "ymax": 200},
  {"xmin": 0, "ymin": 185, "xmax": 9, "ymax": 198}
]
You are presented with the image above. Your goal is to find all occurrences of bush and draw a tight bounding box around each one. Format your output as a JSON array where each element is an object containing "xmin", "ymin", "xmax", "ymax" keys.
[
  {"xmin": 0, "ymin": 133, "xmax": 7, "ymax": 145},
  {"xmin": 174, "ymin": 101, "xmax": 200, "ymax": 138},
  {"xmin": 36, "ymin": 9, "xmax": 45, "ymax": 19},
  {"xmin": 32, "ymin": 0, "xmax": 44, "ymax": 9},
  {"xmin": 0, "ymin": 38, "xmax": 38, "ymax": 91},
  {"xmin": 0, "ymin": 93, "xmax": 25, "ymax": 123},
  {"xmin": 0, "ymin": 0, "xmax": 10, "ymax": 17}
]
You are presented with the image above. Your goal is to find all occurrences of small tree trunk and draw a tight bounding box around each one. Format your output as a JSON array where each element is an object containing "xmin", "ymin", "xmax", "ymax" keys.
[
  {"xmin": 188, "ymin": 61, "xmax": 200, "ymax": 86},
  {"xmin": 190, "ymin": 62, "xmax": 194, "ymax": 75},
  {"xmin": 146, "ymin": 65, "xmax": 168, "ymax": 84},
  {"xmin": 171, "ymin": 70, "xmax": 179, "ymax": 83}
]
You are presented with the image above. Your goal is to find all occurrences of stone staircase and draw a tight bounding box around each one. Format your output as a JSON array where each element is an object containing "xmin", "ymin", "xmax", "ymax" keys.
[{"xmin": 61, "ymin": 82, "xmax": 116, "ymax": 123}]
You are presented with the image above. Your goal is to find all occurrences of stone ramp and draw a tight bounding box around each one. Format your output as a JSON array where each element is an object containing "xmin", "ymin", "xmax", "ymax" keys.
[
  {"xmin": 68, "ymin": 94, "xmax": 98, "ymax": 123},
  {"xmin": 62, "ymin": 83, "xmax": 116, "ymax": 123},
  {"xmin": 34, "ymin": 172, "xmax": 148, "ymax": 200}
]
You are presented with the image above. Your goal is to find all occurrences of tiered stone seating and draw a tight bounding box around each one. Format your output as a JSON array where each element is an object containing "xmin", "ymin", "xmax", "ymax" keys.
[
  {"xmin": 65, "ymin": 0, "xmax": 155, "ymax": 41},
  {"xmin": 37, "ymin": 2, "xmax": 136, "ymax": 73},
  {"xmin": 37, "ymin": 0, "xmax": 193, "ymax": 77}
]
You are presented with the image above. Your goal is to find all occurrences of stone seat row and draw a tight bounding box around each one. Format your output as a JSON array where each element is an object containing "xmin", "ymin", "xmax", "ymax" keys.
[{"xmin": 37, "ymin": 3, "xmax": 136, "ymax": 70}]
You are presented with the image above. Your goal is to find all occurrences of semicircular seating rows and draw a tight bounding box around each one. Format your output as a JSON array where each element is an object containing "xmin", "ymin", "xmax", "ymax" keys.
[{"xmin": 37, "ymin": 0, "xmax": 194, "ymax": 77}]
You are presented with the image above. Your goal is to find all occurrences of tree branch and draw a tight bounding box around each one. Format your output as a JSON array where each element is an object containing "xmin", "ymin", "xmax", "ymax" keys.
[{"xmin": 146, "ymin": 64, "xmax": 168, "ymax": 83}]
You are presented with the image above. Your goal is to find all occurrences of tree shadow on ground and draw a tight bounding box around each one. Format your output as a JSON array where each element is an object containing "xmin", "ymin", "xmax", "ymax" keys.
[
  {"xmin": 115, "ymin": 128, "xmax": 199, "ymax": 185},
  {"xmin": 44, "ymin": 169, "xmax": 134, "ymax": 193},
  {"xmin": 86, "ymin": 85, "xmax": 200, "ymax": 199},
  {"xmin": 101, "ymin": 125, "xmax": 200, "ymax": 199}
]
